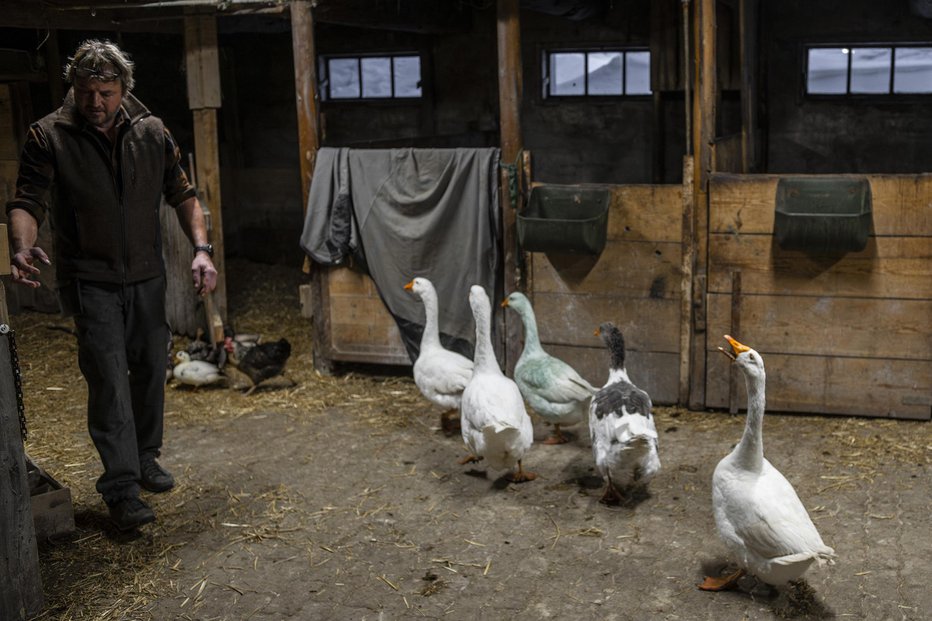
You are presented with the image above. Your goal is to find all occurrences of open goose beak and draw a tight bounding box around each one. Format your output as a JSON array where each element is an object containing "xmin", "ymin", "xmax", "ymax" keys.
[
  {"xmin": 718, "ymin": 334, "xmax": 750, "ymax": 361},
  {"xmin": 593, "ymin": 327, "xmax": 600, "ymax": 336},
  {"xmin": 404, "ymin": 280, "xmax": 415, "ymax": 291},
  {"xmin": 501, "ymin": 298, "xmax": 510, "ymax": 308}
]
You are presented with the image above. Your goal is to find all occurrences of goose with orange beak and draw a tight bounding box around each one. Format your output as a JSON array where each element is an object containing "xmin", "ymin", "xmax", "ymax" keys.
[{"xmin": 699, "ymin": 335, "xmax": 835, "ymax": 591}]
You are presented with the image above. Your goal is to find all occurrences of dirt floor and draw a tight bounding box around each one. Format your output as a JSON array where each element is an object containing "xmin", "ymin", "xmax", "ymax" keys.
[{"xmin": 11, "ymin": 260, "xmax": 931, "ymax": 620}]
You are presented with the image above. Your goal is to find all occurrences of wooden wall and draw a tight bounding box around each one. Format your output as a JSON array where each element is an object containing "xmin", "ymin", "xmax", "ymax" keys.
[
  {"xmin": 705, "ymin": 173, "xmax": 932, "ymax": 420},
  {"xmin": 528, "ymin": 183, "xmax": 684, "ymax": 404}
]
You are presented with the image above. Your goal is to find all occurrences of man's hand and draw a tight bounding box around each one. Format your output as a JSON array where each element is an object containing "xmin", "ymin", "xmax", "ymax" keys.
[
  {"xmin": 11, "ymin": 246, "xmax": 51, "ymax": 289},
  {"xmin": 192, "ymin": 253, "xmax": 218, "ymax": 296}
]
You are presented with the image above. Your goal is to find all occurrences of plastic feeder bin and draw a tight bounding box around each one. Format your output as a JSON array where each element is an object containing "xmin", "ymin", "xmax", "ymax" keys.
[
  {"xmin": 517, "ymin": 185, "xmax": 610, "ymax": 255},
  {"xmin": 774, "ymin": 176, "xmax": 872, "ymax": 253}
]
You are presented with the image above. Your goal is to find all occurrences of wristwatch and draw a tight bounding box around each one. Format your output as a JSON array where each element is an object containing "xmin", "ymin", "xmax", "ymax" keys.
[{"xmin": 194, "ymin": 243, "xmax": 214, "ymax": 258}]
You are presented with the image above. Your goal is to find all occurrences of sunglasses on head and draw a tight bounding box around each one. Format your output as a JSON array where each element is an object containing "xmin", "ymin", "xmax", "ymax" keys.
[{"xmin": 74, "ymin": 66, "xmax": 121, "ymax": 81}]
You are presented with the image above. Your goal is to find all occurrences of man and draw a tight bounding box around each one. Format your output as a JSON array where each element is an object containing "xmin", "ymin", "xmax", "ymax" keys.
[{"xmin": 5, "ymin": 39, "xmax": 218, "ymax": 531}]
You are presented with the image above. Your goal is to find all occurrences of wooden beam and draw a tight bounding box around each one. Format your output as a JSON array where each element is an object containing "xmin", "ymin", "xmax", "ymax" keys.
[
  {"xmin": 739, "ymin": 0, "xmax": 759, "ymax": 173},
  {"xmin": 289, "ymin": 1, "xmax": 329, "ymax": 372},
  {"xmin": 1, "ymin": 326, "xmax": 45, "ymax": 620},
  {"xmin": 44, "ymin": 30, "xmax": 64, "ymax": 109},
  {"xmin": 688, "ymin": 0, "xmax": 716, "ymax": 409},
  {"xmin": 184, "ymin": 15, "xmax": 221, "ymax": 110},
  {"xmin": 497, "ymin": 0, "xmax": 524, "ymax": 373},
  {"xmin": 678, "ymin": 156, "xmax": 694, "ymax": 405},
  {"xmin": 185, "ymin": 15, "xmax": 228, "ymax": 327}
]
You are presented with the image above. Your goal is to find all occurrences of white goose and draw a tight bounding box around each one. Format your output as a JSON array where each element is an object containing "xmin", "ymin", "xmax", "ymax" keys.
[
  {"xmin": 700, "ymin": 335, "xmax": 835, "ymax": 591},
  {"xmin": 459, "ymin": 285, "xmax": 535, "ymax": 482},
  {"xmin": 589, "ymin": 322, "xmax": 660, "ymax": 504},
  {"xmin": 404, "ymin": 277, "xmax": 474, "ymax": 431}
]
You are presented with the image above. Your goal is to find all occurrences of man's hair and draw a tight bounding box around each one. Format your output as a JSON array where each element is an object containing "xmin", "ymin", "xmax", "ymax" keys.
[{"xmin": 63, "ymin": 39, "xmax": 135, "ymax": 92}]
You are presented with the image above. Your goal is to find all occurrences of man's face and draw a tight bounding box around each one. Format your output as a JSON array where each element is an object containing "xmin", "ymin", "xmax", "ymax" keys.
[{"xmin": 74, "ymin": 75, "xmax": 124, "ymax": 129}]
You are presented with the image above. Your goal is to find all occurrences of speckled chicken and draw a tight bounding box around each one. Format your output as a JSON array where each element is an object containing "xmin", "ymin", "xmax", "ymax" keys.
[{"xmin": 226, "ymin": 337, "xmax": 293, "ymax": 395}]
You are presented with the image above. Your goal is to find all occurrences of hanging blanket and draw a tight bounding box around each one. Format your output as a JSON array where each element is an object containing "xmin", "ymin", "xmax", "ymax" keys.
[{"xmin": 300, "ymin": 147, "xmax": 502, "ymax": 362}]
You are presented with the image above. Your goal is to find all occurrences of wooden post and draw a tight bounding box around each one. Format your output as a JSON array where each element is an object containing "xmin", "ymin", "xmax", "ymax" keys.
[
  {"xmin": 289, "ymin": 1, "xmax": 328, "ymax": 371},
  {"xmin": 679, "ymin": 156, "xmax": 694, "ymax": 405},
  {"xmin": 1, "ymin": 322, "xmax": 45, "ymax": 620},
  {"xmin": 497, "ymin": 0, "xmax": 524, "ymax": 373},
  {"xmin": 44, "ymin": 29, "xmax": 64, "ymax": 108},
  {"xmin": 739, "ymin": 0, "xmax": 759, "ymax": 173},
  {"xmin": 728, "ymin": 270, "xmax": 742, "ymax": 413},
  {"xmin": 184, "ymin": 14, "xmax": 228, "ymax": 333},
  {"xmin": 687, "ymin": 0, "xmax": 716, "ymax": 410}
]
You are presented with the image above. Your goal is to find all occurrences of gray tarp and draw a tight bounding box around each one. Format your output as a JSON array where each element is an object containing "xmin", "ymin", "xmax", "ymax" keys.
[{"xmin": 300, "ymin": 147, "xmax": 502, "ymax": 362}]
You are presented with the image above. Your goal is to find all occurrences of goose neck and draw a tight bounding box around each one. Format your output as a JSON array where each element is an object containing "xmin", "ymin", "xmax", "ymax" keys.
[
  {"xmin": 419, "ymin": 290, "xmax": 441, "ymax": 348},
  {"xmin": 734, "ymin": 373, "xmax": 766, "ymax": 470}
]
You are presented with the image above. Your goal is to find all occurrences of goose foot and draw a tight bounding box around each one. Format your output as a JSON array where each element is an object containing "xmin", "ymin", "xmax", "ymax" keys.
[
  {"xmin": 506, "ymin": 460, "xmax": 537, "ymax": 483},
  {"xmin": 698, "ymin": 568, "xmax": 745, "ymax": 591},
  {"xmin": 598, "ymin": 483, "xmax": 624, "ymax": 505},
  {"xmin": 458, "ymin": 454, "xmax": 483, "ymax": 465},
  {"xmin": 542, "ymin": 425, "xmax": 570, "ymax": 445},
  {"xmin": 440, "ymin": 410, "xmax": 461, "ymax": 435}
]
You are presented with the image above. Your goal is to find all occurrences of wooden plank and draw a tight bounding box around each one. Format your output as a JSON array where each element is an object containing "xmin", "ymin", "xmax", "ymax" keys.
[
  {"xmin": 548, "ymin": 344, "xmax": 680, "ymax": 406},
  {"xmin": 710, "ymin": 173, "xmax": 932, "ymax": 235},
  {"xmin": 604, "ymin": 185, "xmax": 683, "ymax": 241},
  {"xmin": 0, "ymin": 224, "xmax": 9, "ymax": 276},
  {"xmin": 184, "ymin": 15, "xmax": 221, "ymax": 110},
  {"xmin": 497, "ymin": 0, "xmax": 523, "ymax": 374},
  {"xmin": 705, "ymin": 350, "xmax": 931, "ymax": 420},
  {"xmin": 534, "ymin": 292, "xmax": 681, "ymax": 353},
  {"xmin": 709, "ymin": 234, "xmax": 932, "ymax": 299},
  {"xmin": 329, "ymin": 295, "xmax": 400, "ymax": 328},
  {"xmin": 707, "ymin": 293, "xmax": 932, "ymax": 361},
  {"xmin": 531, "ymin": 240, "xmax": 682, "ymax": 296},
  {"xmin": 0, "ymin": 331, "xmax": 44, "ymax": 620}
]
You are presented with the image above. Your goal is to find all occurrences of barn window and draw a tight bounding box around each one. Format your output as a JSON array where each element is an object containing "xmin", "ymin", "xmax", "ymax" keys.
[
  {"xmin": 320, "ymin": 53, "xmax": 422, "ymax": 100},
  {"xmin": 806, "ymin": 45, "xmax": 932, "ymax": 95},
  {"xmin": 542, "ymin": 48, "xmax": 651, "ymax": 98}
]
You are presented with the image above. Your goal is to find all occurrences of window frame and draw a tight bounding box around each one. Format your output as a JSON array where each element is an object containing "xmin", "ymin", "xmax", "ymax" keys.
[
  {"xmin": 319, "ymin": 51, "xmax": 424, "ymax": 102},
  {"xmin": 803, "ymin": 42, "xmax": 932, "ymax": 98},
  {"xmin": 540, "ymin": 46, "xmax": 653, "ymax": 100}
]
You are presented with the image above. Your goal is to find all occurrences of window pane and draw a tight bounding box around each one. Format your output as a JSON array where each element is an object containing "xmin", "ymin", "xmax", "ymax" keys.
[
  {"xmin": 587, "ymin": 51, "xmax": 622, "ymax": 95},
  {"xmin": 329, "ymin": 58, "xmax": 360, "ymax": 99},
  {"xmin": 894, "ymin": 47, "xmax": 932, "ymax": 93},
  {"xmin": 850, "ymin": 47, "xmax": 891, "ymax": 94},
  {"xmin": 361, "ymin": 57, "xmax": 391, "ymax": 98},
  {"xmin": 625, "ymin": 51, "xmax": 651, "ymax": 94},
  {"xmin": 551, "ymin": 52, "xmax": 585, "ymax": 95},
  {"xmin": 807, "ymin": 48, "xmax": 848, "ymax": 94},
  {"xmin": 394, "ymin": 56, "xmax": 422, "ymax": 97}
]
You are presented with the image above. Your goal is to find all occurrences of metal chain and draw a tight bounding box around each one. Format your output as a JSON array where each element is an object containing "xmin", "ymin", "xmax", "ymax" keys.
[{"xmin": 1, "ymin": 324, "xmax": 28, "ymax": 442}]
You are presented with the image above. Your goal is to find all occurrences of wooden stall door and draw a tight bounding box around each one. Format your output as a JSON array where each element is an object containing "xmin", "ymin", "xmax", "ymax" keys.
[
  {"xmin": 529, "ymin": 184, "xmax": 684, "ymax": 404},
  {"xmin": 322, "ymin": 266, "xmax": 410, "ymax": 367},
  {"xmin": 705, "ymin": 173, "xmax": 932, "ymax": 420}
]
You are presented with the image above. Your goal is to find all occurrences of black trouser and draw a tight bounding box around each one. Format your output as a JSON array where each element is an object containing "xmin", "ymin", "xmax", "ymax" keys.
[{"xmin": 69, "ymin": 276, "xmax": 169, "ymax": 504}]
